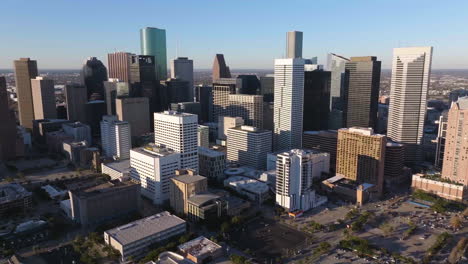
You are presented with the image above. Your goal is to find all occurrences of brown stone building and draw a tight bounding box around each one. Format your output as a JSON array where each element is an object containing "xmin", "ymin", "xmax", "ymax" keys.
[{"xmin": 14, "ymin": 58, "xmax": 38, "ymax": 129}]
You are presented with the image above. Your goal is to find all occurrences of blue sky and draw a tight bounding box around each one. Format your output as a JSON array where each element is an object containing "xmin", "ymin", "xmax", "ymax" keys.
[{"xmin": 1, "ymin": 0, "xmax": 468, "ymax": 69}]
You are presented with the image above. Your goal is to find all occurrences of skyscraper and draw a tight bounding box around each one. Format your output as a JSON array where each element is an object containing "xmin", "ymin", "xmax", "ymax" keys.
[
  {"xmin": 0, "ymin": 76, "xmax": 17, "ymax": 160},
  {"xmin": 154, "ymin": 111, "xmax": 198, "ymax": 171},
  {"xmin": 260, "ymin": 75, "xmax": 274, "ymax": 103},
  {"xmin": 140, "ymin": 27, "xmax": 167, "ymax": 81},
  {"xmin": 387, "ymin": 47, "xmax": 433, "ymax": 164},
  {"xmin": 273, "ymin": 58, "xmax": 305, "ymax": 151},
  {"xmin": 303, "ymin": 130, "xmax": 338, "ymax": 173},
  {"xmin": 103, "ymin": 79, "xmax": 119, "ymax": 115},
  {"xmin": 107, "ymin": 52, "xmax": 133, "ymax": 82},
  {"xmin": 100, "ymin": 115, "xmax": 131, "ymax": 160},
  {"xmin": 163, "ymin": 78, "xmax": 191, "ymax": 103},
  {"xmin": 226, "ymin": 94, "xmax": 264, "ymax": 129},
  {"xmin": 14, "ymin": 58, "xmax": 38, "ymax": 129},
  {"xmin": 286, "ymin": 31, "xmax": 303, "ymax": 58},
  {"xmin": 327, "ymin": 53, "xmax": 350, "ymax": 129},
  {"xmin": 212, "ymin": 54, "xmax": 231, "ymax": 81},
  {"xmin": 236, "ymin": 75, "xmax": 260, "ymax": 95},
  {"xmin": 212, "ymin": 78, "xmax": 236, "ymax": 122},
  {"xmin": 441, "ymin": 97, "xmax": 468, "ymax": 185},
  {"xmin": 170, "ymin": 57, "xmax": 194, "ymax": 100},
  {"xmin": 31, "ymin": 77, "xmax": 56, "ymax": 120},
  {"xmin": 65, "ymin": 84, "xmax": 87, "ymax": 123},
  {"xmin": 303, "ymin": 66, "xmax": 331, "ymax": 131},
  {"xmin": 81, "ymin": 57, "xmax": 108, "ymax": 100},
  {"xmin": 116, "ymin": 97, "xmax": 150, "ymax": 137},
  {"xmin": 195, "ymin": 85, "xmax": 212, "ymax": 123},
  {"xmin": 344, "ymin": 57, "xmax": 381, "ymax": 129},
  {"xmin": 336, "ymin": 127, "xmax": 386, "ymax": 196}
]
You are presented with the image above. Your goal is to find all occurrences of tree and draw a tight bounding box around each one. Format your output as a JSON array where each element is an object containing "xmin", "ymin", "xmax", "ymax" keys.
[
  {"xmin": 380, "ymin": 222, "xmax": 395, "ymax": 237},
  {"xmin": 221, "ymin": 221, "xmax": 231, "ymax": 233},
  {"xmin": 229, "ymin": 254, "xmax": 247, "ymax": 264},
  {"xmin": 450, "ymin": 216, "xmax": 462, "ymax": 229}
]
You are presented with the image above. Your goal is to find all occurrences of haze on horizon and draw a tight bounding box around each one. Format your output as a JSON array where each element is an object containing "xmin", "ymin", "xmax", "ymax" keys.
[{"xmin": 1, "ymin": 0, "xmax": 468, "ymax": 70}]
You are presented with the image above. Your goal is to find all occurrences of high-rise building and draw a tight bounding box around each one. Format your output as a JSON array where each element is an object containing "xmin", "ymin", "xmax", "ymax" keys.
[
  {"xmin": 212, "ymin": 78, "xmax": 236, "ymax": 122},
  {"xmin": 441, "ymin": 97, "xmax": 468, "ymax": 185},
  {"xmin": 103, "ymin": 79, "xmax": 119, "ymax": 115},
  {"xmin": 195, "ymin": 85, "xmax": 212, "ymax": 123},
  {"xmin": 327, "ymin": 53, "xmax": 350, "ymax": 129},
  {"xmin": 197, "ymin": 125, "xmax": 209, "ymax": 148},
  {"xmin": 154, "ymin": 111, "xmax": 198, "ymax": 171},
  {"xmin": 171, "ymin": 102, "xmax": 201, "ymax": 117},
  {"xmin": 218, "ymin": 116, "xmax": 244, "ymax": 140},
  {"xmin": 384, "ymin": 141, "xmax": 405, "ymax": 181},
  {"xmin": 100, "ymin": 115, "xmax": 131, "ymax": 160},
  {"xmin": 303, "ymin": 130, "xmax": 338, "ymax": 172},
  {"xmin": 227, "ymin": 94, "xmax": 263, "ymax": 129},
  {"xmin": 14, "ymin": 58, "xmax": 38, "ymax": 129},
  {"xmin": 236, "ymin": 75, "xmax": 260, "ymax": 95},
  {"xmin": 303, "ymin": 66, "xmax": 331, "ymax": 131},
  {"xmin": 212, "ymin": 54, "xmax": 231, "ymax": 81},
  {"xmin": 286, "ymin": 31, "xmax": 303, "ymax": 59},
  {"xmin": 140, "ymin": 27, "xmax": 167, "ymax": 81},
  {"xmin": 0, "ymin": 76, "xmax": 17, "ymax": 160},
  {"xmin": 226, "ymin": 126, "xmax": 272, "ymax": 170},
  {"xmin": 387, "ymin": 47, "xmax": 433, "ymax": 164},
  {"xmin": 107, "ymin": 52, "xmax": 133, "ymax": 82},
  {"xmin": 276, "ymin": 149, "xmax": 329, "ymax": 212},
  {"xmin": 434, "ymin": 111, "xmax": 448, "ymax": 169},
  {"xmin": 116, "ymin": 97, "xmax": 150, "ymax": 137},
  {"xmin": 260, "ymin": 75, "xmax": 274, "ymax": 103},
  {"xmin": 62, "ymin": 122, "xmax": 92, "ymax": 145},
  {"xmin": 85, "ymin": 100, "xmax": 107, "ymax": 136},
  {"xmin": 164, "ymin": 78, "xmax": 191, "ymax": 103},
  {"xmin": 198, "ymin": 147, "xmax": 226, "ymax": 182},
  {"xmin": 344, "ymin": 57, "xmax": 381, "ymax": 128},
  {"xmin": 65, "ymin": 84, "xmax": 87, "ymax": 123},
  {"xmin": 273, "ymin": 58, "xmax": 305, "ymax": 151},
  {"xmin": 31, "ymin": 77, "xmax": 56, "ymax": 120},
  {"xmin": 336, "ymin": 127, "xmax": 386, "ymax": 196},
  {"xmin": 170, "ymin": 57, "xmax": 194, "ymax": 100},
  {"xmin": 80, "ymin": 57, "xmax": 108, "ymax": 100},
  {"xmin": 169, "ymin": 169, "xmax": 208, "ymax": 215},
  {"xmin": 130, "ymin": 145, "xmax": 181, "ymax": 204}
]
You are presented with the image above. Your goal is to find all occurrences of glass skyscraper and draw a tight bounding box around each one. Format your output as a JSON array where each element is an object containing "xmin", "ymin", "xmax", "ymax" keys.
[{"xmin": 140, "ymin": 27, "xmax": 167, "ymax": 81}]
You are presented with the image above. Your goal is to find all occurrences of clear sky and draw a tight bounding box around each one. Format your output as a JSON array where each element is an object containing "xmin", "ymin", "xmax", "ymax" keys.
[{"xmin": 1, "ymin": 0, "xmax": 468, "ymax": 70}]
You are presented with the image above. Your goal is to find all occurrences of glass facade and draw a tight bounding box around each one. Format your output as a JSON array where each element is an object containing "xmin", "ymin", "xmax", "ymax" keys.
[{"xmin": 140, "ymin": 27, "xmax": 167, "ymax": 81}]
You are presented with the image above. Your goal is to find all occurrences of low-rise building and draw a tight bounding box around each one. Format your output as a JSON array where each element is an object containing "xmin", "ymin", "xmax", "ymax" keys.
[
  {"xmin": 0, "ymin": 183, "xmax": 32, "ymax": 217},
  {"xmin": 321, "ymin": 175, "xmax": 375, "ymax": 206},
  {"xmin": 187, "ymin": 193, "xmax": 225, "ymax": 222},
  {"xmin": 411, "ymin": 173, "xmax": 467, "ymax": 202},
  {"xmin": 101, "ymin": 159, "xmax": 131, "ymax": 180},
  {"xmin": 178, "ymin": 236, "xmax": 224, "ymax": 264},
  {"xmin": 170, "ymin": 170, "xmax": 208, "ymax": 215},
  {"xmin": 224, "ymin": 176, "xmax": 270, "ymax": 204},
  {"xmin": 63, "ymin": 141, "xmax": 87, "ymax": 166},
  {"xmin": 104, "ymin": 211, "xmax": 186, "ymax": 261},
  {"xmin": 198, "ymin": 147, "xmax": 226, "ymax": 182}
]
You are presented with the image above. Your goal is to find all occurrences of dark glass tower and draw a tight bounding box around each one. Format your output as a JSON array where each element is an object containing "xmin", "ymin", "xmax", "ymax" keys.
[
  {"xmin": 81, "ymin": 57, "xmax": 108, "ymax": 100},
  {"xmin": 236, "ymin": 75, "xmax": 260, "ymax": 95},
  {"xmin": 303, "ymin": 68, "xmax": 331, "ymax": 131},
  {"xmin": 260, "ymin": 75, "xmax": 274, "ymax": 102}
]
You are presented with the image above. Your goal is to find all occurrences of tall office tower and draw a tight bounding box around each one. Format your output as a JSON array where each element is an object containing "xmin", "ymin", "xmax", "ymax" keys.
[
  {"xmin": 263, "ymin": 102, "xmax": 274, "ymax": 131},
  {"xmin": 65, "ymin": 84, "xmax": 87, "ymax": 123},
  {"xmin": 195, "ymin": 85, "xmax": 212, "ymax": 123},
  {"xmin": 441, "ymin": 97, "xmax": 468, "ymax": 185},
  {"xmin": 227, "ymin": 94, "xmax": 263, "ymax": 129},
  {"xmin": 14, "ymin": 58, "xmax": 38, "ymax": 129},
  {"xmin": 170, "ymin": 169, "xmax": 207, "ymax": 215},
  {"xmin": 303, "ymin": 130, "xmax": 338, "ymax": 172},
  {"xmin": 218, "ymin": 116, "xmax": 244, "ymax": 140},
  {"xmin": 384, "ymin": 141, "xmax": 405, "ymax": 181},
  {"xmin": 226, "ymin": 126, "xmax": 272, "ymax": 170},
  {"xmin": 276, "ymin": 149, "xmax": 329, "ymax": 212},
  {"xmin": 130, "ymin": 145, "xmax": 181, "ymax": 204},
  {"xmin": 212, "ymin": 78, "xmax": 236, "ymax": 122},
  {"xmin": 80, "ymin": 57, "xmax": 108, "ymax": 100},
  {"xmin": 286, "ymin": 31, "xmax": 303, "ymax": 59},
  {"xmin": 303, "ymin": 66, "xmax": 331, "ymax": 131},
  {"xmin": 336, "ymin": 127, "xmax": 386, "ymax": 196},
  {"xmin": 62, "ymin": 122, "xmax": 92, "ymax": 145},
  {"xmin": 387, "ymin": 47, "xmax": 433, "ymax": 164},
  {"xmin": 212, "ymin": 54, "xmax": 231, "ymax": 81},
  {"xmin": 170, "ymin": 57, "xmax": 194, "ymax": 100},
  {"xmin": 140, "ymin": 27, "xmax": 167, "ymax": 81},
  {"xmin": 197, "ymin": 125, "xmax": 209, "ymax": 148},
  {"xmin": 327, "ymin": 53, "xmax": 350, "ymax": 129},
  {"xmin": 434, "ymin": 111, "xmax": 448, "ymax": 169},
  {"xmin": 104, "ymin": 78, "xmax": 121, "ymax": 115},
  {"xmin": 85, "ymin": 101, "xmax": 107, "ymax": 136},
  {"xmin": 236, "ymin": 75, "xmax": 260, "ymax": 95},
  {"xmin": 273, "ymin": 58, "xmax": 305, "ymax": 151},
  {"xmin": 0, "ymin": 77, "xmax": 17, "ymax": 160},
  {"xmin": 154, "ymin": 111, "xmax": 198, "ymax": 171},
  {"xmin": 116, "ymin": 97, "xmax": 150, "ymax": 137},
  {"xmin": 107, "ymin": 52, "xmax": 133, "ymax": 82},
  {"xmin": 100, "ymin": 115, "xmax": 131, "ymax": 160},
  {"xmin": 344, "ymin": 57, "xmax": 381, "ymax": 129},
  {"xmin": 260, "ymin": 75, "xmax": 274, "ymax": 102},
  {"xmin": 31, "ymin": 77, "xmax": 56, "ymax": 120},
  {"xmin": 163, "ymin": 78, "xmax": 191, "ymax": 103}
]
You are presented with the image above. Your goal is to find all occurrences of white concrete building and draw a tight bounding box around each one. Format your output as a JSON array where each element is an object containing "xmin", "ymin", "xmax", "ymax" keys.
[
  {"xmin": 224, "ymin": 176, "xmax": 270, "ymax": 204},
  {"xmin": 218, "ymin": 116, "xmax": 244, "ymax": 140},
  {"xmin": 276, "ymin": 149, "xmax": 329, "ymax": 212},
  {"xmin": 104, "ymin": 211, "xmax": 186, "ymax": 261},
  {"xmin": 197, "ymin": 125, "xmax": 209, "ymax": 148},
  {"xmin": 273, "ymin": 58, "xmax": 305, "ymax": 151},
  {"xmin": 387, "ymin": 47, "xmax": 433, "ymax": 163},
  {"xmin": 130, "ymin": 144, "xmax": 181, "ymax": 204},
  {"xmin": 101, "ymin": 159, "xmax": 131, "ymax": 180},
  {"xmin": 100, "ymin": 115, "xmax": 131, "ymax": 160},
  {"xmin": 154, "ymin": 111, "xmax": 198, "ymax": 171},
  {"xmin": 226, "ymin": 126, "xmax": 272, "ymax": 170}
]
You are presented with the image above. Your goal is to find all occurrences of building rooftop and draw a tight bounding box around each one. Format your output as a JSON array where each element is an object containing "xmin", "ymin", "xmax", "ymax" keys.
[
  {"xmin": 0, "ymin": 183, "xmax": 32, "ymax": 204},
  {"xmin": 105, "ymin": 211, "xmax": 186, "ymax": 246},
  {"xmin": 62, "ymin": 122, "xmax": 89, "ymax": 129},
  {"xmin": 187, "ymin": 193, "xmax": 221, "ymax": 207},
  {"xmin": 228, "ymin": 125, "xmax": 270, "ymax": 134},
  {"xmin": 198, "ymin": 147, "xmax": 225, "ymax": 157},
  {"xmin": 159, "ymin": 110, "xmax": 196, "ymax": 117},
  {"xmin": 340, "ymin": 127, "xmax": 385, "ymax": 137},
  {"xmin": 172, "ymin": 174, "xmax": 206, "ymax": 184},
  {"xmin": 102, "ymin": 159, "xmax": 131, "ymax": 173},
  {"xmin": 303, "ymin": 130, "xmax": 338, "ymax": 137},
  {"xmin": 224, "ymin": 176, "xmax": 269, "ymax": 194},
  {"xmin": 277, "ymin": 148, "xmax": 330, "ymax": 158},
  {"xmin": 178, "ymin": 236, "xmax": 222, "ymax": 258},
  {"xmin": 456, "ymin": 96, "xmax": 468, "ymax": 110},
  {"xmin": 131, "ymin": 144, "xmax": 177, "ymax": 158},
  {"xmin": 72, "ymin": 180, "xmax": 137, "ymax": 198}
]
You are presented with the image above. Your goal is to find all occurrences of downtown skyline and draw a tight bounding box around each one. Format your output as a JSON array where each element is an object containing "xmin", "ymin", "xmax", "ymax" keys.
[{"xmin": 1, "ymin": 0, "xmax": 468, "ymax": 70}]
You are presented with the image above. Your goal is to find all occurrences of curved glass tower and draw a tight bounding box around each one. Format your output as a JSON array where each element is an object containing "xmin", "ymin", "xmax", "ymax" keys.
[{"xmin": 140, "ymin": 27, "xmax": 167, "ymax": 81}]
